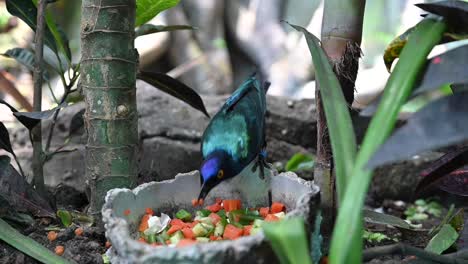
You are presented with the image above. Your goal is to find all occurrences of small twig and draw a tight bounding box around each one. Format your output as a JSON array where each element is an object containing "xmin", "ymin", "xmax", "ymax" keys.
[
  {"xmin": 31, "ymin": 0, "xmax": 47, "ymax": 195},
  {"xmin": 363, "ymin": 243, "xmax": 467, "ymax": 264}
]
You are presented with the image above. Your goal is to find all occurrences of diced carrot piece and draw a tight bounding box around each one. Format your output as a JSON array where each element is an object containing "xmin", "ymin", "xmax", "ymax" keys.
[
  {"xmin": 215, "ymin": 198, "xmax": 223, "ymax": 204},
  {"xmin": 223, "ymin": 200, "xmax": 241, "ymax": 212},
  {"xmin": 123, "ymin": 209, "xmax": 131, "ymax": 216},
  {"xmin": 47, "ymin": 231, "xmax": 58, "ymax": 242},
  {"xmin": 145, "ymin": 208, "xmax": 154, "ymax": 215},
  {"xmin": 198, "ymin": 198, "xmax": 204, "ymax": 206},
  {"xmin": 138, "ymin": 214, "xmax": 152, "ymax": 232},
  {"xmin": 138, "ymin": 237, "xmax": 146, "ymax": 243},
  {"xmin": 265, "ymin": 214, "xmax": 280, "ymax": 222},
  {"xmin": 243, "ymin": 225, "xmax": 253, "ymax": 236},
  {"xmin": 209, "ymin": 213, "xmax": 222, "ymax": 225},
  {"xmin": 206, "ymin": 203, "xmax": 222, "ymax": 213},
  {"xmin": 182, "ymin": 227, "xmax": 195, "ymax": 239},
  {"xmin": 259, "ymin": 207, "xmax": 269, "ymax": 218},
  {"xmin": 55, "ymin": 246, "xmax": 64, "ymax": 256},
  {"xmin": 223, "ymin": 224, "xmax": 243, "ymax": 240},
  {"xmin": 74, "ymin": 227, "xmax": 84, "ymax": 236},
  {"xmin": 271, "ymin": 202, "xmax": 285, "ymax": 213},
  {"xmin": 171, "ymin": 219, "xmax": 187, "ymax": 227},
  {"xmin": 166, "ymin": 240, "xmax": 171, "ymax": 244},
  {"xmin": 167, "ymin": 225, "xmax": 182, "ymax": 235},
  {"xmin": 192, "ymin": 199, "xmax": 199, "ymax": 206},
  {"xmin": 177, "ymin": 239, "xmax": 197, "ymax": 247}
]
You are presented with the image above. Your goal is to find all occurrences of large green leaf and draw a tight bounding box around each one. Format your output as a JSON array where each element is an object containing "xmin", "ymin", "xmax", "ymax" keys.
[
  {"xmin": 136, "ymin": 0, "xmax": 180, "ymax": 27},
  {"xmin": 288, "ymin": 23, "xmax": 357, "ymax": 202},
  {"xmin": 425, "ymin": 224, "xmax": 459, "ymax": 254},
  {"xmin": 5, "ymin": 0, "xmax": 57, "ymax": 54},
  {"xmin": 137, "ymin": 71, "xmax": 210, "ymax": 117},
  {"xmin": 262, "ymin": 217, "xmax": 312, "ymax": 264},
  {"xmin": 329, "ymin": 17, "xmax": 446, "ymax": 264},
  {"xmin": 135, "ymin": 24, "xmax": 195, "ymax": 37},
  {"xmin": 0, "ymin": 218, "xmax": 72, "ymax": 264},
  {"xmin": 31, "ymin": 0, "xmax": 72, "ymax": 63}
]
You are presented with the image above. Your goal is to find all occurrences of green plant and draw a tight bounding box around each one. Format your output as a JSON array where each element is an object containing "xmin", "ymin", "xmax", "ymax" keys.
[
  {"xmin": 404, "ymin": 199, "xmax": 443, "ymax": 222},
  {"xmin": 363, "ymin": 230, "xmax": 397, "ymax": 244}
]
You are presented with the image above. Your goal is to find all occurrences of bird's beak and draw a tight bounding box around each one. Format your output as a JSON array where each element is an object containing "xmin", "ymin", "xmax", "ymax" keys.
[{"xmin": 198, "ymin": 183, "xmax": 210, "ymax": 201}]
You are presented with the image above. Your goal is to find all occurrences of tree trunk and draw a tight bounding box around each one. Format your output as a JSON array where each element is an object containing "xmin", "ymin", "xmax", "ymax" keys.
[
  {"xmin": 81, "ymin": 0, "xmax": 139, "ymax": 221},
  {"xmin": 315, "ymin": 0, "xmax": 366, "ymax": 242}
]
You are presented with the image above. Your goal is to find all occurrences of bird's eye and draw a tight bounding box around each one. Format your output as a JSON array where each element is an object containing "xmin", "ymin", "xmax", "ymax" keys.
[{"xmin": 217, "ymin": 170, "xmax": 224, "ymax": 179}]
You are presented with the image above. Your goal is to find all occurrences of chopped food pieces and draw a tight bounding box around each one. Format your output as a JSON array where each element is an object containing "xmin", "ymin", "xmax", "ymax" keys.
[{"xmin": 137, "ymin": 198, "xmax": 286, "ymax": 246}]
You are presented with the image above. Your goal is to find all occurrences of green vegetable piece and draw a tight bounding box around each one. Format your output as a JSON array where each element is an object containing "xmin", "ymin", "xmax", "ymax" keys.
[
  {"xmin": 250, "ymin": 226, "xmax": 262, "ymax": 235},
  {"xmin": 253, "ymin": 219, "xmax": 264, "ymax": 228},
  {"xmin": 155, "ymin": 235, "xmax": 166, "ymax": 245},
  {"xmin": 196, "ymin": 209, "xmax": 211, "ymax": 218},
  {"xmin": 232, "ymin": 222, "xmax": 243, "ymax": 229},
  {"xmin": 175, "ymin": 209, "xmax": 192, "ymax": 221},
  {"xmin": 169, "ymin": 230, "xmax": 184, "ymax": 245},
  {"xmin": 147, "ymin": 233, "xmax": 156, "ymax": 244},
  {"xmin": 159, "ymin": 230, "xmax": 169, "ymax": 241},
  {"xmin": 198, "ymin": 217, "xmax": 213, "ymax": 225},
  {"xmin": 196, "ymin": 237, "xmax": 210, "ymax": 243},
  {"xmin": 192, "ymin": 223, "xmax": 208, "ymax": 237},
  {"xmin": 217, "ymin": 209, "xmax": 226, "ymax": 218},
  {"xmin": 214, "ymin": 222, "xmax": 225, "ymax": 236}
]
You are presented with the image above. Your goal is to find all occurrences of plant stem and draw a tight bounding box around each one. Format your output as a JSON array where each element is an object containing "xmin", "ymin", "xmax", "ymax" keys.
[
  {"xmin": 315, "ymin": 0, "xmax": 366, "ymax": 240},
  {"xmin": 31, "ymin": 0, "xmax": 47, "ymax": 196}
]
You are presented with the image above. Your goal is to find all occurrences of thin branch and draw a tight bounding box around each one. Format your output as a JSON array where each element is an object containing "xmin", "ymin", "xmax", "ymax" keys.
[
  {"xmin": 31, "ymin": 0, "xmax": 47, "ymax": 195},
  {"xmin": 363, "ymin": 243, "xmax": 468, "ymax": 264}
]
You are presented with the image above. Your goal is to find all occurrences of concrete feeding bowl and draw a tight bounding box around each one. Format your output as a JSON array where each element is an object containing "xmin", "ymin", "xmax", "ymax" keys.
[{"xmin": 102, "ymin": 165, "xmax": 320, "ymax": 264}]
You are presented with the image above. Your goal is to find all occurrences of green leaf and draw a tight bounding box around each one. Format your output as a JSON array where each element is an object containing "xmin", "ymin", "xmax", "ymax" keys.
[
  {"xmin": 137, "ymin": 71, "xmax": 210, "ymax": 117},
  {"xmin": 2, "ymin": 48, "xmax": 50, "ymax": 80},
  {"xmin": 57, "ymin": 210, "xmax": 72, "ymax": 227},
  {"xmin": 425, "ymin": 224, "xmax": 459, "ymax": 254},
  {"xmin": 263, "ymin": 217, "xmax": 312, "ymax": 264},
  {"xmin": 0, "ymin": 218, "xmax": 72, "ymax": 264},
  {"xmin": 135, "ymin": 24, "xmax": 195, "ymax": 37},
  {"xmin": 287, "ymin": 22, "xmax": 357, "ymax": 203},
  {"xmin": 285, "ymin": 153, "xmax": 315, "ymax": 172},
  {"xmin": 363, "ymin": 209, "xmax": 414, "ymax": 230},
  {"xmin": 329, "ymin": 17, "xmax": 446, "ymax": 264},
  {"xmin": 6, "ymin": 0, "xmax": 57, "ymax": 54},
  {"xmin": 31, "ymin": 0, "xmax": 72, "ymax": 63},
  {"xmin": 136, "ymin": 0, "xmax": 180, "ymax": 27}
]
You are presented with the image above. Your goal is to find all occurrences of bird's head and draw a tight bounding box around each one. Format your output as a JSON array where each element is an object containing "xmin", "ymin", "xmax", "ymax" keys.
[{"xmin": 198, "ymin": 152, "xmax": 231, "ymax": 200}]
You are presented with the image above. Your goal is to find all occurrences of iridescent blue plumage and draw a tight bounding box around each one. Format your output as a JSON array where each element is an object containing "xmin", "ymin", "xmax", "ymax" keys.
[{"xmin": 198, "ymin": 74, "xmax": 269, "ymax": 199}]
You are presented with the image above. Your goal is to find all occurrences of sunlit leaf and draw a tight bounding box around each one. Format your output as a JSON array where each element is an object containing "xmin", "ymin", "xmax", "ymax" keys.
[
  {"xmin": 367, "ymin": 92, "xmax": 468, "ymax": 169},
  {"xmin": 135, "ymin": 24, "xmax": 195, "ymax": 37},
  {"xmin": 136, "ymin": 0, "xmax": 180, "ymax": 27},
  {"xmin": 425, "ymin": 224, "xmax": 459, "ymax": 254},
  {"xmin": 263, "ymin": 217, "xmax": 312, "ymax": 264},
  {"xmin": 0, "ymin": 218, "xmax": 71, "ymax": 264},
  {"xmin": 285, "ymin": 153, "xmax": 314, "ymax": 172},
  {"xmin": 137, "ymin": 71, "xmax": 210, "ymax": 117}
]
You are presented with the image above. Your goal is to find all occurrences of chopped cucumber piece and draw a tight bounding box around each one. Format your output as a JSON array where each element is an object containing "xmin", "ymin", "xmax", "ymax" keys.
[
  {"xmin": 192, "ymin": 223, "xmax": 209, "ymax": 237},
  {"xmin": 169, "ymin": 230, "xmax": 184, "ymax": 244},
  {"xmin": 196, "ymin": 237, "xmax": 210, "ymax": 243},
  {"xmin": 198, "ymin": 217, "xmax": 213, "ymax": 225},
  {"xmin": 214, "ymin": 222, "xmax": 225, "ymax": 236},
  {"xmin": 147, "ymin": 233, "xmax": 156, "ymax": 244},
  {"xmin": 196, "ymin": 209, "xmax": 211, "ymax": 217},
  {"xmin": 201, "ymin": 222, "xmax": 214, "ymax": 234},
  {"xmin": 253, "ymin": 219, "xmax": 264, "ymax": 228},
  {"xmin": 232, "ymin": 222, "xmax": 243, "ymax": 229},
  {"xmin": 156, "ymin": 235, "xmax": 166, "ymax": 245},
  {"xmin": 175, "ymin": 209, "xmax": 192, "ymax": 221},
  {"xmin": 273, "ymin": 212, "xmax": 285, "ymax": 219},
  {"xmin": 159, "ymin": 230, "xmax": 169, "ymax": 241},
  {"xmin": 250, "ymin": 226, "xmax": 262, "ymax": 235}
]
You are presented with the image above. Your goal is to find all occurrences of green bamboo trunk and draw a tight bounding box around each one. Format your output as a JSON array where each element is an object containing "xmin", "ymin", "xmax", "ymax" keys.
[
  {"xmin": 315, "ymin": 0, "xmax": 366, "ymax": 246},
  {"xmin": 80, "ymin": 0, "xmax": 139, "ymax": 218}
]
